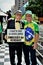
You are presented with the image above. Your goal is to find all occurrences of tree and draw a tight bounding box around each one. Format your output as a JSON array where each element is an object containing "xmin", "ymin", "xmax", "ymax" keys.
[{"xmin": 26, "ymin": 0, "xmax": 43, "ymax": 17}]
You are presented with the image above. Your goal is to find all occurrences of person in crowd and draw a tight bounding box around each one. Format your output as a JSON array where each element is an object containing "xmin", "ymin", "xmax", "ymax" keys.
[
  {"xmin": 23, "ymin": 10, "xmax": 39, "ymax": 65},
  {"xmin": 4, "ymin": 10, "xmax": 24, "ymax": 65}
]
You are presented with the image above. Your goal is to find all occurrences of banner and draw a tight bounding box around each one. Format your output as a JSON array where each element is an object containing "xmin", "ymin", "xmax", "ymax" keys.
[{"xmin": 7, "ymin": 29, "xmax": 25, "ymax": 42}]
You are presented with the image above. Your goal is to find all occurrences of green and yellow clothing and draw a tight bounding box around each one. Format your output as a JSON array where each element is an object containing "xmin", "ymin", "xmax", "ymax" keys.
[
  {"xmin": 24, "ymin": 20, "xmax": 39, "ymax": 46},
  {"xmin": 0, "ymin": 22, "xmax": 2, "ymax": 33}
]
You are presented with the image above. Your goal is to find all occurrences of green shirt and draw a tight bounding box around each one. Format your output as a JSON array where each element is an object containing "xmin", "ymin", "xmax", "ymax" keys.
[
  {"xmin": 0, "ymin": 22, "xmax": 2, "ymax": 33},
  {"xmin": 24, "ymin": 20, "xmax": 39, "ymax": 46}
]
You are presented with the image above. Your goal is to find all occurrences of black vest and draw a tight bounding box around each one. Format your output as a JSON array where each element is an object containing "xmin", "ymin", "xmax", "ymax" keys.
[
  {"xmin": 7, "ymin": 19, "xmax": 24, "ymax": 29},
  {"xmin": 4, "ymin": 19, "xmax": 24, "ymax": 44}
]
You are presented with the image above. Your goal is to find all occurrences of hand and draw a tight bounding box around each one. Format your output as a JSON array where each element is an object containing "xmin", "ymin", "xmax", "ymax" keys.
[
  {"xmin": 32, "ymin": 43, "xmax": 38, "ymax": 49},
  {"xmin": 4, "ymin": 35, "xmax": 7, "ymax": 40}
]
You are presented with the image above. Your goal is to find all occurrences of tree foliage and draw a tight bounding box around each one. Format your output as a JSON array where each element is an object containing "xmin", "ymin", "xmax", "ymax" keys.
[{"xmin": 26, "ymin": 0, "xmax": 43, "ymax": 17}]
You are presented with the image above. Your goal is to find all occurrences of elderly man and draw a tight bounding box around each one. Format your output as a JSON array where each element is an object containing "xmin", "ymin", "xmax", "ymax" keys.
[
  {"xmin": 23, "ymin": 10, "xmax": 39, "ymax": 65},
  {"xmin": 4, "ymin": 10, "xmax": 24, "ymax": 65}
]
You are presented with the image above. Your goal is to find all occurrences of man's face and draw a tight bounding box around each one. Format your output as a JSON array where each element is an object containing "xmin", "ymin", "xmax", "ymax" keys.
[
  {"xmin": 15, "ymin": 13, "xmax": 22, "ymax": 21},
  {"xmin": 26, "ymin": 14, "xmax": 32, "ymax": 22}
]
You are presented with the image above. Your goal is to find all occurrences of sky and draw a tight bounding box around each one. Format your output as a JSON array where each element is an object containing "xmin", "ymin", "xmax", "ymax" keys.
[{"xmin": 0, "ymin": 0, "xmax": 15, "ymax": 12}]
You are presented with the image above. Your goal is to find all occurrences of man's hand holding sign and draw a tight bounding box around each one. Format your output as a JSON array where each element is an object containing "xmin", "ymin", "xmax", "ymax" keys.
[{"xmin": 7, "ymin": 29, "xmax": 25, "ymax": 42}]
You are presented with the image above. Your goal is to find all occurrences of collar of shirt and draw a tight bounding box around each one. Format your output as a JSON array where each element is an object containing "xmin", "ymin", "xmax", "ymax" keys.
[{"xmin": 15, "ymin": 19, "xmax": 22, "ymax": 23}]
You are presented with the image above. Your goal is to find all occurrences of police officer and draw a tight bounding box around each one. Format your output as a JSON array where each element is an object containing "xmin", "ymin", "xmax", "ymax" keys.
[
  {"xmin": 23, "ymin": 10, "xmax": 39, "ymax": 65},
  {"xmin": 4, "ymin": 10, "xmax": 24, "ymax": 65}
]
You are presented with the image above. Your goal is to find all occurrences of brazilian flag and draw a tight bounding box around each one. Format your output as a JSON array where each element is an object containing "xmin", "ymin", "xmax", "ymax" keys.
[{"xmin": 24, "ymin": 20, "xmax": 39, "ymax": 46}]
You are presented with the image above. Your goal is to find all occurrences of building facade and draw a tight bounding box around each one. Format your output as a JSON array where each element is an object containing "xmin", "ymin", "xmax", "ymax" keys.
[{"xmin": 11, "ymin": 0, "xmax": 28, "ymax": 14}]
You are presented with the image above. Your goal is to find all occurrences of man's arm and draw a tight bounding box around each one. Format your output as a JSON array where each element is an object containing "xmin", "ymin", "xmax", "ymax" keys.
[
  {"xmin": 33, "ymin": 23, "xmax": 39, "ymax": 49},
  {"xmin": 4, "ymin": 18, "xmax": 15, "ymax": 40},
  {"xmin": 33, "ymin": 33, "xmax": 39, "ymax": 49},
  {"xmin": 34, "ymin": 34, "xmax": 39, "ymax": 43},
  {"xmin": 4, "ymin": 21, "xmax": 9, "ymax": 40}
]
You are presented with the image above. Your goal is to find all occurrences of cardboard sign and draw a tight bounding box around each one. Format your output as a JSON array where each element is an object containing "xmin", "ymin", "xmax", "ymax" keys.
[{"xmin": 7, "ymin": 29, "xmax": 25, "ymax": 42}]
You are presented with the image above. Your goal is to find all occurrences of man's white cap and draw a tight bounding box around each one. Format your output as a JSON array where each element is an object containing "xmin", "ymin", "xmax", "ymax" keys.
[{"xmin": 16, "ymin": 10, "xmax": 22, "ymax": 14}]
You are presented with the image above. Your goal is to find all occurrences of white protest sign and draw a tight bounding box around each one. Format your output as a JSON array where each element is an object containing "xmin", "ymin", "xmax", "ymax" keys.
[{"xmin": 7, "ymin": 29, "xmax": 25, "ymax": 42}]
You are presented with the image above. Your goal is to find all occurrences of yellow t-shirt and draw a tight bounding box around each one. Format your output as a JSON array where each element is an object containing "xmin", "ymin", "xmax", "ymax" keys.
[{"xmin": 24, "ymin": 20, "xmax": 39, "ymax": 46}]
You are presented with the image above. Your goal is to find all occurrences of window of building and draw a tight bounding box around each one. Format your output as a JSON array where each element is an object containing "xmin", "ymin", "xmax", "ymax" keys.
[{"xmin": 23, "ymin": 0, "xmax": 24, "ymax": 4}]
